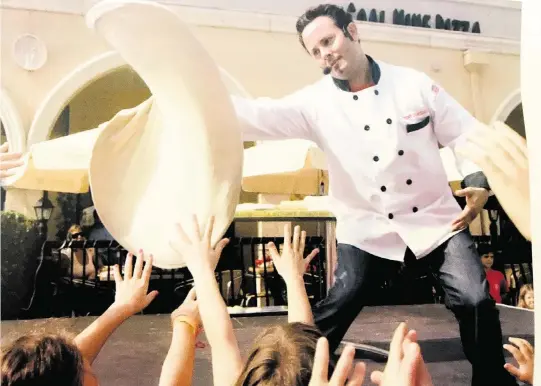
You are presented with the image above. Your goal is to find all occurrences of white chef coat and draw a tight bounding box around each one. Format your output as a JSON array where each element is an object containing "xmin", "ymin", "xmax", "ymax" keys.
[{"xmin": 231, "ymin": 58, "xmax": 484, "ymax": 261}]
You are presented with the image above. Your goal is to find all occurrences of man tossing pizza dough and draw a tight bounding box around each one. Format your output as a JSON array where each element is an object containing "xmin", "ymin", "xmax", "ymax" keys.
[{"xmin": 229, "ymin": 4, "xmax": 517, "ymax": 386}]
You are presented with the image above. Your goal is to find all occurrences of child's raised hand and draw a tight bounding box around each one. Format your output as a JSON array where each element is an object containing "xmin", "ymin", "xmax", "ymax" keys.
[
  {"xmin": 112, "ymin": 250, "xmax": 159, "ymax": 315},
  {"xmin": 267, "ymin": 224, "xmax": 319, "ymax": 283},
  {"xmin": 170, "ymin": 215, "xmax": 229, "ymax": 278}
]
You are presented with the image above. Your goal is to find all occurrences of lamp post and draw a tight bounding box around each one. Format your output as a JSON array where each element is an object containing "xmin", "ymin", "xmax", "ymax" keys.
[{"xmin": 34, "ymin": 191, "xmax": 54, "ymax": 240}]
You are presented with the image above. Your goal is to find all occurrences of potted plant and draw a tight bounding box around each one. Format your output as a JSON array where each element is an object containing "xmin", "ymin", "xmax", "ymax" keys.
[{"xmin": 1, "ymin": 211, "xmax": 41, "ymax": 319}]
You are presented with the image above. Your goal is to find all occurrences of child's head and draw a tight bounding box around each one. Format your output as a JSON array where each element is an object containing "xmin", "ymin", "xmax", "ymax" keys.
[
  {"xmin": 1, "ymin": 334, "xmax": 98, "ymax": 386},
  {"xmin": 478, "ymin": 244, "xmax": 494, "ymax": 270},
  {"xmin": 518, "ymin": 284, "xmax": 534, "ymax": 310},
  {"xmin": 235, "ymin": 322, "xmax": 327, "ymax": 386},
  {"xmin": 480, "ymin": 252, "xmax": 494, "ymax": 270}
]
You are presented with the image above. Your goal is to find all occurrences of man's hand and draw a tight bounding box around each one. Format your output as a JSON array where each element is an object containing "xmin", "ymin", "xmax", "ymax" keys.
[
  {"xmin": 0, "ymin": 142, "xmax": 24, "ymax": 178},
  {"xmin": 169, "ymin": 215, "xmax": 229, "ymax": 278},
  {"xmin": 309, "ymin": 337, "xmax": 366, "ymax": 386},
  {"xmin": 503, "ymin": 337, "xmax": 534, "ymax": 385},
  {"xmin": 370, "ymin": 322, "xmax": 433, "ymax": 386},
  {"xmin": 267, "ymin": 224, "xmax": 319, "ymax": 283},
  {"xmin": 112, "ymin": 250, "xmax": 159, "ymax": 316},
  {"xmin": 451, "ymin": 187, "xmax": 489, "ymax": 231}
]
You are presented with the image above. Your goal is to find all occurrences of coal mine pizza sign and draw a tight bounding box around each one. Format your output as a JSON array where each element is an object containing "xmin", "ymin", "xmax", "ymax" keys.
[{"xmin": 346, "ymin": 3, "xmax": 481, "ymax": 34}]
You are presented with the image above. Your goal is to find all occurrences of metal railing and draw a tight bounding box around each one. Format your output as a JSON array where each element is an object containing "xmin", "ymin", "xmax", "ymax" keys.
[
  {"xmin": 21, "ymin": 232, "xmax": 532, "ymax": 318},
  {"xmin": 26, "ymin": 236, "xmax": 326, "ymax": 318}
]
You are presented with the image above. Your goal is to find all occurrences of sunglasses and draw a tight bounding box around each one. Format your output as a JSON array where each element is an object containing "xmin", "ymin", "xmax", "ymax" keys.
[{"xmin": 70, "ymin": 232, "xmax": 84, "ymax": 239}]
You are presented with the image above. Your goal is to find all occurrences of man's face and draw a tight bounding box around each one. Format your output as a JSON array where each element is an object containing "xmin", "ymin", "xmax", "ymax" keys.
[
  {"xmin": 481, "ymin": 253, "xmax": 494, "ymax": 269},
  {"xmin": 301, "ymin": 16, "xmax": 360, "ymax": 79}
]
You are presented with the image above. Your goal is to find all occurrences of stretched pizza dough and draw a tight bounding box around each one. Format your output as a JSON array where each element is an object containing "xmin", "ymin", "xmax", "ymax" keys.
[{"xmin": 86, "ymin": 0, "xmax": 244, "ymax": 268}]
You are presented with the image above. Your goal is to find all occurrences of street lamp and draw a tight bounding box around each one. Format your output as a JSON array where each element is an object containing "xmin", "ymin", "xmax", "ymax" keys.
[{"xmin": 34, "ymin": 191, "xmax": 54, "ymax": 239}]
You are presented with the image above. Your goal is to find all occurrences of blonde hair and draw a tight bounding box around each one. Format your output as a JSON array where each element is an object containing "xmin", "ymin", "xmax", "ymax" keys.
[
  {"xmin": 67, "ymin": 224, "xmax": 82, "ymax": 237},
  {"xmin": 517, "ymin": 284, "xmax": 534, "ymax": 309},
  {"xmin": 235, "ymin": 323, "xmax": 327, "ymax": 386}
]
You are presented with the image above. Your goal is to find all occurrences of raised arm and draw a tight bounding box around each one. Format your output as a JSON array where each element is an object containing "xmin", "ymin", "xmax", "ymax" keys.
[
  {"xmin": 159, "ymin": 288, "xmax": 201, "ymax": 386},
  {"xmin": 170, "ymin": 216, "xmax": 243, "ymax": 386},
  {"xmin": 231, "ymin": 86, "xmax": 317, "ymax": 142},
  {"xmin": 420, "ymin": 73, "xmax": 491, "ymax": 229},
  {"xmin": 74, "ymin": 251, "xmax": 159, "ymax": 364},
  {"xmin": 268, "ymin": 224, "xmax": 319, "ymax": 325},
  {"xmin": 420, "ymin": 73, "xmax": 489, "ymax": 190}
]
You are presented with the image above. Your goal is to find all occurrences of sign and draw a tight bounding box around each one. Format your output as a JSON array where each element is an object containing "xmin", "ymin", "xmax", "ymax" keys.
[{"xmin": 347, "ymin": 3, "xmax": 481, "ymax": 34}]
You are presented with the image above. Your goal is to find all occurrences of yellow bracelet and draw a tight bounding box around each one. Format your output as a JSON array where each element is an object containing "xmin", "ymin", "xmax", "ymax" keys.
[{"xmin": 173, "ymin": 315, "xmax": 198, "ymax": 335}]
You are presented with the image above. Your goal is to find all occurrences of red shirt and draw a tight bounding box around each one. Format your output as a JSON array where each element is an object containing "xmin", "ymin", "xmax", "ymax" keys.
[{"xmin": 486, "ymin": 269, "xmax": 508, "ymax": 303}]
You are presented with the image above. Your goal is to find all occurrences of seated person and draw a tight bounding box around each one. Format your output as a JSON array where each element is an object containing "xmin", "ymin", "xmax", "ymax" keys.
[
  {"xmin": 479, "ymin": 247, "xmax": 508, "ymax": 304},
  {"xmin": 1, "ymin": 252, "xmax": 199, "ymax": 386},
  {"xmin": 60, "ymin": 225, "xmax": 98, "ymax": 280}
]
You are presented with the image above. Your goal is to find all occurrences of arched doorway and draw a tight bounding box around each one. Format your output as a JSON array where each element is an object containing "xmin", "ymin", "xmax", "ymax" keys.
[{"xmin": 504, "ymin": 103, "xmax": 526, "ymax": 139}]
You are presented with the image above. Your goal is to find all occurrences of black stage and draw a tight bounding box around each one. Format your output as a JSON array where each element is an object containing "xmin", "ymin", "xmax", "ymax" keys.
[{"xmin": 1, "ymin": 304, "xmax": 534, "ymax": 385}]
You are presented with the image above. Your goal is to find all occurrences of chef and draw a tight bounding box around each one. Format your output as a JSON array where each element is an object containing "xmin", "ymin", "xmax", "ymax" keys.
[{"xmin": 230, "ymin": 4, "xmax": 517, "ymax": 386}]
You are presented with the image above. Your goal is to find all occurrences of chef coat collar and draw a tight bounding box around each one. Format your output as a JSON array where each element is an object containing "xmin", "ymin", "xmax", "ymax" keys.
[{"xmin": 332, "ymin": 55, "xmax": 381, "ymax": 92}]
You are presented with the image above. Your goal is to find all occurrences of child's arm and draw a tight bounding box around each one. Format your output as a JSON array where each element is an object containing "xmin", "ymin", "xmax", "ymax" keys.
[
  {"xmin": 170, "ymin": 216, "xmax": 243, "ymax": 385},
  {"xmin": 268, "ymin": 224, "xmax": 319, "ymax": 325},
  {"xmin": 159, "ymin": 288, "xmax": 200, "ymax": 386},
  {"xmin": 74, "ymin": 251, "xmax": 159, "ymax": 364}
]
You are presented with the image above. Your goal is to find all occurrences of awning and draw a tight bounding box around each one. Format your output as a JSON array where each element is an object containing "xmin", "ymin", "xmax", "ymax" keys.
[
  {"xmin": 242, "ymin": 139, "xmax": 328, "ymax": 195},
  {"xmin": 3, "ymin": 128, "xmax": 102, "ymax": 193}
]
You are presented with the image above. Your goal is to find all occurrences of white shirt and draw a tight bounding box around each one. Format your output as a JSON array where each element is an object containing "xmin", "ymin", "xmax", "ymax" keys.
[{"xmin": 232, "ymin": 59, "xmax": 483, "ymax": 261}]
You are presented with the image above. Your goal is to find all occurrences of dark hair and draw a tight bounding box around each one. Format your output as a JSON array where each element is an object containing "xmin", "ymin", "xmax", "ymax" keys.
[
  {"xmin": 235, "ymin": 323, "xmax": 330, "ymax": 386},
  {"xmin": 1, "ymin": 334, "xmax": 85, "ymax": 386},
  {"xmin": 296, "ymin": 4, "xmax": 354, "ymax": 50},
  {"xmin": 477, "ymin": 243, "xmax": 492, "ymax": 257}
]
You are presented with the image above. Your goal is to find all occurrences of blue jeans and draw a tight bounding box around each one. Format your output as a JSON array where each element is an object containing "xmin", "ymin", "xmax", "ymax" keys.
[{"xmin": 313, "ymin": 230, "xmax": 517, "ymax": 386}]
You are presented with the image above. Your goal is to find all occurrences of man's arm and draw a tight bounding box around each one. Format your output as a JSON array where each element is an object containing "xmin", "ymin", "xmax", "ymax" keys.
[
  {"xmin": 420, "ymin": 73, "xmax": 490, "ymax": 190},
  {"xmin": 231, "ymin": 86, "xmax": 317, "ymax": 142}
]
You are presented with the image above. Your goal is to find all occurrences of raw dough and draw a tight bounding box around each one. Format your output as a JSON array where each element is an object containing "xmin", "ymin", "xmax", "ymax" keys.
[{"xmin": 86, "ymin": 0, "xmax": 244, "ymax": 268}]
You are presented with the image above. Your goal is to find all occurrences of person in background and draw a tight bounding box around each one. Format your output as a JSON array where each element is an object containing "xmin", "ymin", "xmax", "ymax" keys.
[
  {"xmin": 60, "ymin": 225, "xmax": 98, "ymax": 280},
  {"xmin": 517, "ymin": 284, "xmax": 534, "ymax": 310},
  {"xmin": 479, "ymin": 246, "xmax": 509, "ymax": 304}
]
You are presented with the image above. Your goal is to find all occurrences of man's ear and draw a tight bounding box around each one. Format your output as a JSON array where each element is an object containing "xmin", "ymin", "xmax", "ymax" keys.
[{"xmin": 346, "ymin": 22, "xmax": 359, "ymax": 42}]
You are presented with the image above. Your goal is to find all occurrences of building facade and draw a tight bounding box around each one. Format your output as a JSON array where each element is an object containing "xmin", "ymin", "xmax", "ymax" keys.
[{"xmin": 0, "ymin": 0, "xmax": 524, "ymax": 237}]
